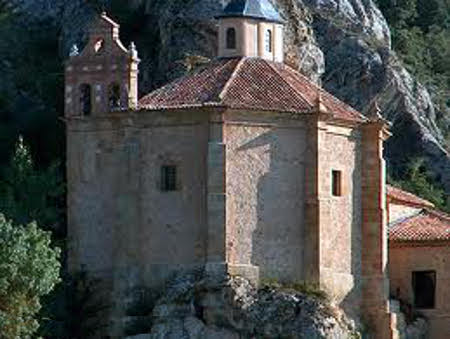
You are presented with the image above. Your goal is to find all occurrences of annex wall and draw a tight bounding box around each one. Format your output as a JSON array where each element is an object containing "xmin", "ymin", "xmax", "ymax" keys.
[
  {"xmin": 225, "ymin": 118, "xmax": 307, "ymax": 283},
  {"xmin": 390, "ymin": 244, "xmax": 450, "ymax": 339}
]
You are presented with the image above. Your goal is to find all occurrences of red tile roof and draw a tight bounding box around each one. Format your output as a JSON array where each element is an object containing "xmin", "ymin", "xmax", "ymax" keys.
[
  {"xmin": 389, "ymin": 209, "xmax": 450, "ymax": 243},
  {"xmin": 387, "ymin": 184, "xmax": 434, "ymax": 208},
  {"xmin": 139, "ymin": 57, "xmax": 366, "ymax": 122}
]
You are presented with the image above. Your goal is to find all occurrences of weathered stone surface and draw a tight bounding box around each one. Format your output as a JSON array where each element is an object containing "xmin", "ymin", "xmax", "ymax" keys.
[{"xmin": 145, "ymin": 274, "xmax": 359, "ymax": 338}]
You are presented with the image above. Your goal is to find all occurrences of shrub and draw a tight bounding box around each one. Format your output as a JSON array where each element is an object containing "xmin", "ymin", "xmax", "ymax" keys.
[{"xmin": 0, "ymin": 215, "xmax": 60, "ymax": 338}]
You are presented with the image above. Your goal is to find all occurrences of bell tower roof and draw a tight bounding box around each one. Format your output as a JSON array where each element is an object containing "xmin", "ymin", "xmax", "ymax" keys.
[{"xmin": 217, "ymin": 0, "xmax": 284, "ymax": 24}]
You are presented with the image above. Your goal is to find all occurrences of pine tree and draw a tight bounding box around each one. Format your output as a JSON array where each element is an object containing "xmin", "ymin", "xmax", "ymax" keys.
[{"xmin": 0, "ymin": 136, "xmax": 64, "ymax": 233}]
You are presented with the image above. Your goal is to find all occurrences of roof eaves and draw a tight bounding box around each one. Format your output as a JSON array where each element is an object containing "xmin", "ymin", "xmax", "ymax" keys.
[
  {"xmin": 216, "ymin": 14, "xmax": 285, "ymax": 24},
  {"xmin": 138, "ymin": 102, "xmax": 225, "ymax": 111}
]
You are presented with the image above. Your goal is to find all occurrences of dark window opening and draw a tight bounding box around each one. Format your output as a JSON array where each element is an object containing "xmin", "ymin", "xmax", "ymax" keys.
[
  {"xmin": 161, "ymin": 165, "xmax": 177, "ymax": 191},
  {"xmin": 332, "ymin": 170, "xmax": 342, "ymax": 197},
  {"xmin": 265, "ymin": 29, "xmax": 272, "ymax": 52},
  {"xmin": 226, "ymin": 27, "xmax": 236, "ymax": 49},
  {"xmin": 108, "ymin": 83, "xmax": 121, "ymax": 110},
  {"xmin": 413, "ymin": 271, "xmax": 436, "ymax": 309},
  {"xmin": 79, "ymin": 84, "xmax": 92, "ymax": 116}
]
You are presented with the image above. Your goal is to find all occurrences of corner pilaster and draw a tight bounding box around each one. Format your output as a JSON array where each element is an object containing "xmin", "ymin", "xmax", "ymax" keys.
[
  {"xmin": 304, "ymin": 112, "xmax": 331, "ymax": 285},
  {"xmin": 205, "ymin": 113, "xmax": 227, "ymax": 280},
  {"xmin": 361, "ymin": 119, "xmax": 392, "ymax": 338}
]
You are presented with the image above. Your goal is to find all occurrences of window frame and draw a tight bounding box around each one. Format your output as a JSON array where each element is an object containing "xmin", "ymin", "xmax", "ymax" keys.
[
  {"xmin": 331, "ymin": 170, "xmax": 343, "ymax": 197},
  {"xmin": 226, "ymin": 27, "xmax": 237, "ymax": 50},
  {"xmin": 161, "ymin": 165, "xmax": 178, "ymax": 192},
  {"xmin": 412, "ymin": 270, "xmax": 436, "ymax": 309},
  {"xmin": 265, "ymin": 29, "xmax": 272, "ymax": 53},
  {"xmin": 79, "ymin": 83, "xmax": 92, "ymax": 116}
]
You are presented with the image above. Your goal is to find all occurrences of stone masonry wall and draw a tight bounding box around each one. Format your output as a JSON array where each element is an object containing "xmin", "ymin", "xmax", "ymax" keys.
[
  {"xmin": 225, "ymin": 114, "xmax": 307, "ymax": 283},
  {"xmin": 68, "ymin": 113, "xmax": 209, "ymax": 273},
  {"xmin": 320, "ymin": 125, "xmax": 363, "ymax": 315},
  {"xmin": 67, "ymin": 111, "xmax": 209, "ymax": 334},
  {"xmin": 389, "ymin": 244, "xmax": 450, "ymax": 339}
]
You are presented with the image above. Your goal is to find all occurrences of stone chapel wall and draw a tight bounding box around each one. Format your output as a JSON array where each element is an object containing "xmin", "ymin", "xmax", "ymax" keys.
[
  {"xmin": 320, "ymin": 125, "xmax": 363, "ymax": 311},
  {"xmin": 225, "ymin": 116, "xmax": 307, "ymax": 283},
  {"xmin": 67, "ymin": 113, "xmax": 209, "ymax": 285}
]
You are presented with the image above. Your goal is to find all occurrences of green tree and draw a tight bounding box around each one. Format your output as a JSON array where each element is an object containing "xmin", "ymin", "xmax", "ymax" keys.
[
  {"xmin": 396, "ymin": 158, "xmax": 447, "ymax": 211},
  {"xmin": 0, "ymin": 137, "xmax": 64, "ymax": 234},
  {"xmin": 0, "ymin": 215, "xmax": 61, "ymax": 338}
]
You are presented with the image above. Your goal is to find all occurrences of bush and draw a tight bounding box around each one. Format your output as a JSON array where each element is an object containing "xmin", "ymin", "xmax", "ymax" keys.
[{"xmin": 0, "ymin": 215, "xmax": 61, "ymax": 338}]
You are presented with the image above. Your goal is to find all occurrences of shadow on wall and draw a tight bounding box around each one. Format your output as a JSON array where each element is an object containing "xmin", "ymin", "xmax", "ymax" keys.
[
  {"xmin": 341, "ymin": 134, "xmax": 363, "ymax": 322},
  {"xmin": 236, "ymin": 128, "xmax": 306, "ymax": 283},
  {"xmin": 236, "ymin": 126, "xmax": 364, "ymax": 322}
]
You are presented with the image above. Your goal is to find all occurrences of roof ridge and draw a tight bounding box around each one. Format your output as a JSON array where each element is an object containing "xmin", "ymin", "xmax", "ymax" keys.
[
  {"xmin": 425, "ymin": 208, "xmax": 450, "ymax": 222},
  {"xmin": 387, "ymin": 184, "xmax": 435, "ymax": 208},
  {"xmin": 265, "ymin": 60, "xmax": 314, "ymax": 109},
  {"xmin": 280, "ymin": 63, "xmax": 367, "ymax": 120},
  {"xmin": 219, "ymin": 57, "xmax": 246, "ymax": 101},
  {"xmin": 389, "ymin": 210, "xmax": 425, "ymax": 229}
]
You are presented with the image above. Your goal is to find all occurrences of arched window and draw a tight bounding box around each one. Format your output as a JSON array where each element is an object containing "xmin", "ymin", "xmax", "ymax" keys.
[
  {"xmin": 79, "ymin": 84, "xmax": 91, "ymax": 116},
  {"xmin": 108, "ymin": 83, "xmax": 121, "ymax": 111},
  {"xmin": 94, "ymin": 39, "xmax": 105, "ymax": 54},
  {"xmin": 265, "ymin": 29, "xmax": 272, "ymax": 53},
  {"xmin": 226, "ymin": 27, "xmax": 236, "ymax": 49}
]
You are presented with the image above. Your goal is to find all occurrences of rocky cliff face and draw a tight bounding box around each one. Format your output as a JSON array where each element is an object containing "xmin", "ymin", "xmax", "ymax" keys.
[{"xmin": 10, "ymin": 0, "xmax": 450, "ymax": 194}]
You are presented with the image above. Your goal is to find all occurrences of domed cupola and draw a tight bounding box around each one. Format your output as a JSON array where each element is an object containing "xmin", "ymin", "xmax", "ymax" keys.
[{"xmin": 216, "ymin": 0, "xmax": 285, "ymax": 62}]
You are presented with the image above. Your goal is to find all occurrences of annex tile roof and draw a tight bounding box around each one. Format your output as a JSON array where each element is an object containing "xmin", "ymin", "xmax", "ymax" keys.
[
  {"xmin": 387, "ymin": 184, "xmax": 435, "ymax": 208},
  {"xmin": 139, "ymin": 57, "xmax": 366, "ymax": 122},
  {"xmin": 389, "ymin": 209, "xmax": 450, "ymax": 243},
  {"xmin": 217, "ymin": 0, "xmax": 284, "ymax": 23}
]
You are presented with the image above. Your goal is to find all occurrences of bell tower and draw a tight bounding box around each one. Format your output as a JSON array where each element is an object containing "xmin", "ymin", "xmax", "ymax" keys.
[
  {"xmin": 64, "ymin": 12, "xmax": 140, "ymax": 118},
  {"xmin": 217, "ymin": 0, "xmax": 284, "ymax": 62}
]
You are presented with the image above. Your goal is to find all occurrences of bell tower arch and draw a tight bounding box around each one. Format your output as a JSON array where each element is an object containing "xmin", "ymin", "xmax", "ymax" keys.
[{"xmin": 64, "ymin": 12, "xmax": 140, "ymax": 118}]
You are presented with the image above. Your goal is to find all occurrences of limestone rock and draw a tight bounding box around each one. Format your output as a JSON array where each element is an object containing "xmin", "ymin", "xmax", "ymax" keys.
[{"xmin": 141, "ymin": 275, "xmax": 359, "ymax": 338}]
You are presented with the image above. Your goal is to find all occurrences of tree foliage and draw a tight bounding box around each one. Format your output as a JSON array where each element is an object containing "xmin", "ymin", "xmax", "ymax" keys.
[
  {"xmin": 0, "ymin": 3, "xmax": 64, "ymax": 168},
  {"xmin": 0, "ymin": 137, "xmax": 64, "ymax": 234},
  {"xmin": 392, "ymin": 158, "xmax": 448, "ymax": 211},
  {"xmin": 0, "ymin": 215, "xmax": 61, "ymax": 338},
  {"xmin": 375, "ymin": 0, "xmax": 450, "ymax": 142}
]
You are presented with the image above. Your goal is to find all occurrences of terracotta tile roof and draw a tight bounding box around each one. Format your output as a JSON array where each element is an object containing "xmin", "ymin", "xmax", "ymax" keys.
[
  {"xmin": 389, "ymin": 209, "xmax": 450, "ymax": 242},
  {"xmin": 387, "ymin": 184, "xmax": 434, "ymax": 208},
  {"xmin": 139, "ymin": 57, "xmax": 366, "ymax": 122}
]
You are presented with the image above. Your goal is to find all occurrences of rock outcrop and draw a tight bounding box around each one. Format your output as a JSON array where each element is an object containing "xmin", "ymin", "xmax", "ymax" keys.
[
  {"xmin": 123, "ymin": 274, "xmax": 359, "ymax": 338},
  {"xmin": 8, "ymin": 0, "xmax": 450, "ymax": 192}
]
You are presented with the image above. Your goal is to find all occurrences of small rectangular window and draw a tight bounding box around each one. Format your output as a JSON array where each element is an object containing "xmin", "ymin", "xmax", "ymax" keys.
[
  {"xmin": 161, "ymin": 165, "xmax": 177, "ymax": 191},
  {"xmin": 332, "ymin": 170, "xmax": 342, "ymax": 197},
  {"xmin": 412, "ymin": 271, "xmax": 436, "ymax": 309},
  {"xmin": 265, "ymin": 29, "xmax": 272, "ymax": 53}
]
